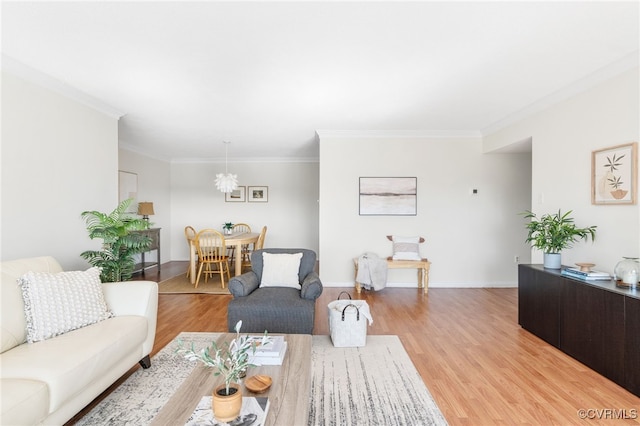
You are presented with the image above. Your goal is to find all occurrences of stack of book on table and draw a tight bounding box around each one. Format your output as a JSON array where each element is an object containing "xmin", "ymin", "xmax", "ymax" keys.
[
  {"xmin": 248, "ymin": 335, "xmax": 287, "ymax": 366},
  {"xmin": 561, "ymin": 267, "xmax": 612, "ymax": 281}
]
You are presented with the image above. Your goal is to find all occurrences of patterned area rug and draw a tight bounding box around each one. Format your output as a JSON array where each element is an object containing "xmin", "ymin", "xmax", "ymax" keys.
[
  {"xmin": 310, "ymin": 335, "xmax": 447, "ymax": 426},
  {"xmin": 158, "ymin": 274, "xmax": 231, "ymax": 294},
  {"xmin": 76, "ymin": 333, "xmax": 447, "ymax": 425}
]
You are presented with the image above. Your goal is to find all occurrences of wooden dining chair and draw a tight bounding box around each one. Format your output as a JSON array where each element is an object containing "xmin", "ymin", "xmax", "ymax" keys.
[
  {"xmin": 184, "ymin": 226, "xmax": 197, "ymax": 278},
  {"xmin": 230, "ymin": 223, "xmax": 252, "ymax": 267},
  {"xmin": 194, "ymin": 229, "xmax": 231, "ymax": 288},
  {"xmin": 241, "ymin": 225, "xmax": 267, "ymax": 271},
  {"xmin": 255, "ymin": 225, "xmax": 267, "ymax": 250}
]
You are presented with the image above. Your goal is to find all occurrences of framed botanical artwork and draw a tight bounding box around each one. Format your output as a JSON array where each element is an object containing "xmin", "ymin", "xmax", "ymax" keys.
[
  {"xmin": 592, "ymin": 142, "xmax": 637, "ymax": 205},
  {"xmin": 118, "ymin": 170, "xmax": 138, "ymax": 212},
  {"xmin": 225, "ymin": 186, "xmax": 246, "ymax": 202},
  {"xmin": 248, "ymin": 186, "xmax": 268, "ymax": 202},
  {"xmin": 359, "ymin": 177, "xmax": 417, "ymax": 215}
]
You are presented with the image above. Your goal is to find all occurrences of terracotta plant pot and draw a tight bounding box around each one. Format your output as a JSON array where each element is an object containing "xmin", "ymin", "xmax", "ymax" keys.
[{"xmin": 212, "ymin": 383, "xmax": 242, "ymax": 422}]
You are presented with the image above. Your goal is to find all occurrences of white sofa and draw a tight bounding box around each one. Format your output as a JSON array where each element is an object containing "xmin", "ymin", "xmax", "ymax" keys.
[{"xmin": 0, "ymin": 256, "xmax": 158, "ymax": 425}]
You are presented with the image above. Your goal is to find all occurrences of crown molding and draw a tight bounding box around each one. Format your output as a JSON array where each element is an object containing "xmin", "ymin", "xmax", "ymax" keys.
[
  {"xmin": 171, "ymin": 156, "xmax": 319, "ymax": 164},
  {"xmin": 1, "ymin": 54, "xmax": 124, "ymax": 119},
  {"xmin": 120, "ymin": 143, "xmax": 319, "ymax": 163},
  {"xmin": 482, "ymin": 50, "xmax": 639, "ymax": 136},
  {"xmin": 315, "ymin": 129, "xmax": 482, "ymax": 139}
]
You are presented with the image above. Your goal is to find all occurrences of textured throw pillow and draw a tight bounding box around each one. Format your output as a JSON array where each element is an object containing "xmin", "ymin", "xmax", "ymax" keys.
[
  {"xmin": 260, "ymin": 252, "xmax": 303, "ymax": 288},
  {"xmin": 392, "ymin": 236, "xmax": 422, "ymax": 261},
  {"xmin": 19, "ymin": 267, "xmax": 113, "ymax": 343}
]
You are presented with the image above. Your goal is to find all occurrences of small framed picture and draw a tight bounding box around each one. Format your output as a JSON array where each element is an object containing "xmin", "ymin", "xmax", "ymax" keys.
[
  {"xmin": 592, "ymin": 142, "xmax": 637, "ymax": 205},
  {"xmin": 248, "ymin": 186, "xmax": 268, "ymax": 202},
  {"xmin": 225, "ymin": 186, "xmax": 246, "ymax": 202}
]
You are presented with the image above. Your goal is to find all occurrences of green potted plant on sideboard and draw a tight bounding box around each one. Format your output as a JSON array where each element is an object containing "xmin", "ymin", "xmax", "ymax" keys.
[
  {"xmin": 522, "ymin": 209, "xmax": 597, "ymax": 269},
  {"xmin": 81, "ymin": 198, "xmax": 151, "ymax": 282}
]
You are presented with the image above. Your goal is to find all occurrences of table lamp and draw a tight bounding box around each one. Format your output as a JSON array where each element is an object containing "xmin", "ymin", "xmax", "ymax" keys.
[{"xmin": 137, "ymin": 202, "xmax": 155, "ymax": 221}]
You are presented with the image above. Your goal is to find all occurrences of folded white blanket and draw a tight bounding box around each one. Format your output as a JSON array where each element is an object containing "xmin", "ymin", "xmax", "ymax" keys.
[{"xmin": 356, "ymin": 252, "xmax": 388, "ymax": 291}]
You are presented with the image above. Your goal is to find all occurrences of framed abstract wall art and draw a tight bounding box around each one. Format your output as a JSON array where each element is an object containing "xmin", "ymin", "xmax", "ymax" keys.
[
  {"xmin": 359, "ymin": 177, "xmax": 417, "ymax": 215},
  {"xmin": 592, "ymin": 142, "xmax": 637, "ymax": 205}
]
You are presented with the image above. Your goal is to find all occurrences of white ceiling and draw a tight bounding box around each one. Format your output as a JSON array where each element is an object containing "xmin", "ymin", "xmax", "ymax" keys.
[{"xmin": 2, "ymin": 1, "xmax": 638, "ymax": 162}]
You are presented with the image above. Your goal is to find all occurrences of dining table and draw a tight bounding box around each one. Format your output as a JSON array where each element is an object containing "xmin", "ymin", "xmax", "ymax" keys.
[{"xmin": 188, "ymin": 231, "xmax": 260, "ymax": 284}]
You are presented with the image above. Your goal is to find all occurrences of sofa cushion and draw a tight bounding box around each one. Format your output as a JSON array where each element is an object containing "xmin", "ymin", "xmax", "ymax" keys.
[
  {"xmin": 391, "ymin": 236, "xmax": 422, "ymax": 261},
  {"xmin": 1, "ymin": 256, "xmax": 63, "ymax": 353},
  {"xmin": 260, "ymin": 252, "xmax": 303, "ymax": 288},
  {"xmin": 0, "ymin": 378, "xmax": 49, "ymax": 426},
  {"xmin": 19, "ymin": 267, "xmax": 113, "ymax": 343},
  {"xmin": 0, "ymin": 315, "xmax": 147, "ymax": 413}
]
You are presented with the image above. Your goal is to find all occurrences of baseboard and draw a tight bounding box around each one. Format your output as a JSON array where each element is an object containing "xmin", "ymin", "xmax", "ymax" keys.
[{"xmin": 321, "ymin": 281, "xmax": 517, "ymax": 288}]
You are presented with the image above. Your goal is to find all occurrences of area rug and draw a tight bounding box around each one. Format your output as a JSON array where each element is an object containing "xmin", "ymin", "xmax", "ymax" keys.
[
  {"xmin": 309, "ymin": 335, "xmax": 447, "ymax": 426},
  {"xmin": 75, "ymin": 333, "xmax": 448, "ymax": 426},
  {"xmin": 158, "ymin": 274, "xmax": 230, "ymax": 294}
]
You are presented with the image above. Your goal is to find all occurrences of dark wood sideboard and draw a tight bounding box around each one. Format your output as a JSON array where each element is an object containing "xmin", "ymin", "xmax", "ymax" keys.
[
  {"xmin": 132, "ymin": 228, "xmax": 161, "ymax": 274},
  {"xmin": 518, "ymin": 264, "xmax": 640, "ymax": 397}
]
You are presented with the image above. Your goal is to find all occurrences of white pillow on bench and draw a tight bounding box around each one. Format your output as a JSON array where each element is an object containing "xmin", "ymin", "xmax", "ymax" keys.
[{"xmin": 391, "ymin": 236, "xmax": 422, "ymax": 261}]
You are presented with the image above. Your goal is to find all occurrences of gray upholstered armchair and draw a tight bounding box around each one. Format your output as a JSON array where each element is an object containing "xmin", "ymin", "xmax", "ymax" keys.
[{"xmin": 227, "ymin": 248, "xmax": 323, "ymax": 334}]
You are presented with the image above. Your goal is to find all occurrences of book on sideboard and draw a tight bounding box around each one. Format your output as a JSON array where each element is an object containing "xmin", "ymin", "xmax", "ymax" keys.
[{"xmin": 561, "ymin": 268, "xmax": 612, "ymax": 281}]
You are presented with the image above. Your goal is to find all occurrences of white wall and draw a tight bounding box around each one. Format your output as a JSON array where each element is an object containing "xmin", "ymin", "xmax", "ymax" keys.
[
  {"xmin": 485, "ymin": 67, "xmax": 640, "ymax": 273},
  {"xmin": 1, "ymin": 71, "xmax": 119, "ymax": 269},
  {"xmin": 318, "ymin": 136, "xmax": 532, "ymax": 288},
  {"xmin": 169, "ymin": 161, "xmax": 319, "ymax": 262},
  {"xmin": 118, "ymin": 149, "xmax": 172, "ymax": 265}
]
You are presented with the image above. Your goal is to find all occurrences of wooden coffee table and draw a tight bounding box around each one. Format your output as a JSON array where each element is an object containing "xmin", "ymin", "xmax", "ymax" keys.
[{"xmin": 151, "ymin": 333, "xmax": 311, "ymax": 426}]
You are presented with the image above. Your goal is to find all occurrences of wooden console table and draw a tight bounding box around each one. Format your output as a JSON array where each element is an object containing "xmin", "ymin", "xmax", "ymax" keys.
[
  {"xmin": 132, "ymin": 228, "xmax": 161, "ymax": 273},
  {"xmin": 353, "ymin": 257, "xmax": 431, "ymax": 294}
]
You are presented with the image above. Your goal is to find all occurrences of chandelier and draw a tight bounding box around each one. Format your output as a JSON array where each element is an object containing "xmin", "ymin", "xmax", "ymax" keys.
[{"xmin": 215, "ymin": 141, "xmax": 238, "ymax": 193}]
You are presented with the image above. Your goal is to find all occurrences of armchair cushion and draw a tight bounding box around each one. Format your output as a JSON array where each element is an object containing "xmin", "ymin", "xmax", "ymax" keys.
[
  {"xmin": 249, "ymin": 248, "xmax": 317, "ymax": 284},
  {"xmin": 260, "ymin": 252, "xmax": 303, "ymax": 288}
]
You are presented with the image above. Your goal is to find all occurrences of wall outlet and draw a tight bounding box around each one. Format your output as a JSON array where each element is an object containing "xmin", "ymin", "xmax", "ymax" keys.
[{"xmin": 514, "ymin": 255, "xmax": 520, "ymax": 264}]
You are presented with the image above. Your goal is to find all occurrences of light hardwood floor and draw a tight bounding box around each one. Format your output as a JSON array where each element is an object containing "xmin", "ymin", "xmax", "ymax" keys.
[{"xmin": 69, "ymin": 262, "xmax": 640, "ymax": 425}]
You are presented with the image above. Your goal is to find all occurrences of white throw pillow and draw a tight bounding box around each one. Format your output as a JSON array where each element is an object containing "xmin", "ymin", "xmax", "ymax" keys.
[
  {"xmin": 392, "ymin": 236, "xmax": 422, "ymax": 261},
  {"xmin": 19, "ymin": 267, "xmax": 113, "ymax": 343},
  {"xmin": 260, "ymin": 252, "xmax": 303, "ymax": 288}
]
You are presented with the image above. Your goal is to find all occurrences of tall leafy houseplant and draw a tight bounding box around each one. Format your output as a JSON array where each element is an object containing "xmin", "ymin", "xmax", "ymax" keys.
[
  {"xmin": 81, "ymin": 199, "xmax": 151, "ymax": 282},
  {"xmin": 522, "ymin": 209, "xmax": 596, "ymax": 268}
]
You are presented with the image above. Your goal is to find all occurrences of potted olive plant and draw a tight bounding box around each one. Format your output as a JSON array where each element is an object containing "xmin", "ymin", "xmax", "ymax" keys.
[
  {"xmin": 522, "ymin": 209, "xmax": 597, "ymax": 269},
  {"xmin": 176, "ymin": 321, "xmax": 271, "ymax": 422},
  {"xmin": 81, "ymin": 199, "xmax": 151, "ymax": 282}
]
